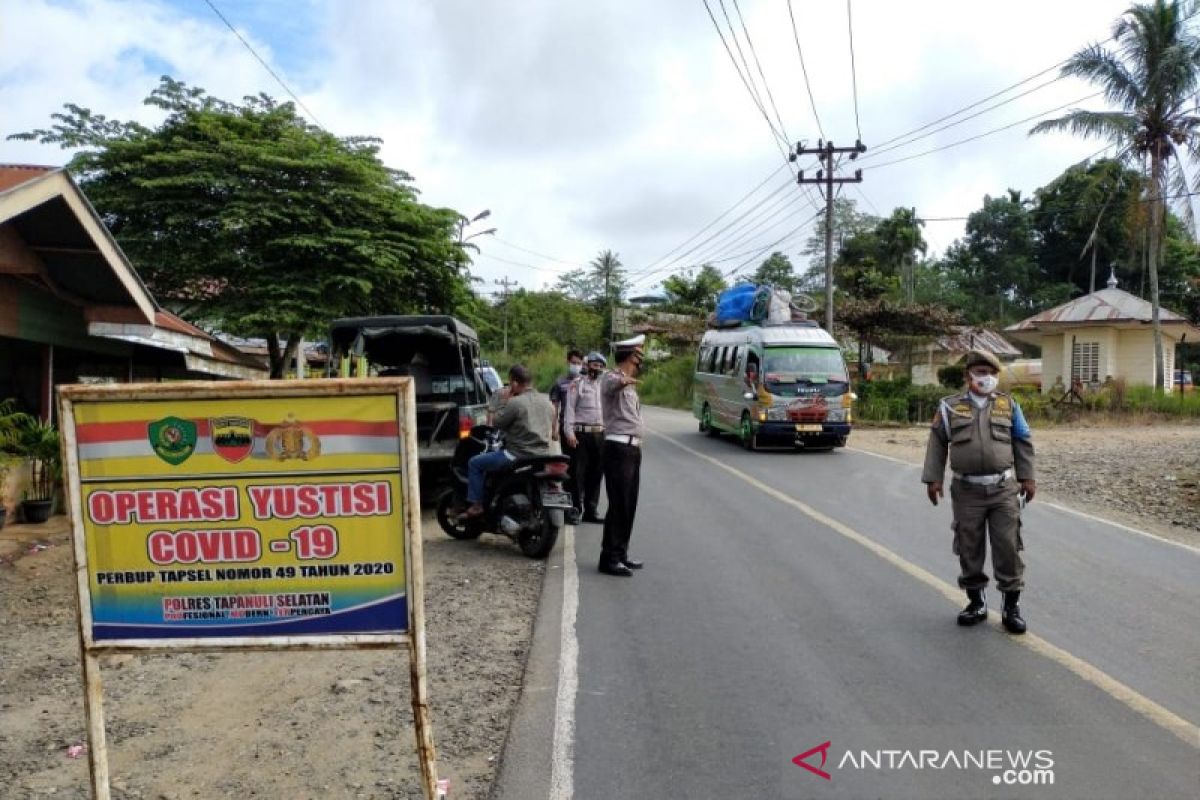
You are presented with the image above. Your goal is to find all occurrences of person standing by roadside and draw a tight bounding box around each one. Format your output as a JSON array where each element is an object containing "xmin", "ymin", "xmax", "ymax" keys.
[
  {"xmin": 563, "ymin": 351, "xmax": 607, "ymax": 523},
  {"xmin": 598, "ymin": 335, "xmax": 646, "ymax": 577},
  {"xmin": 550, "ymin": 348, "xmax": 585, "ymax": 524},
  {"xmin": 922, "ymin": 350, "xmax": 1036, "ymax": 634}
]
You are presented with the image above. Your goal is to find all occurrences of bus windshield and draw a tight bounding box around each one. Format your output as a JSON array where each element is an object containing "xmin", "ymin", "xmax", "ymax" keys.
[{"xmin": 762, "ymin": 347, "xmax": 848, "ymax": 395}]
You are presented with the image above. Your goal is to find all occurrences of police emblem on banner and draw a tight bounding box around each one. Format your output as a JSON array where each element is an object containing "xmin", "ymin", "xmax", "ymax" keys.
[
  {"xmin": 265, "ymin": 415, "xmax": 321, "ymax": 461},
  {"xmin": 210, "ymin": 416, "xmax": 255, "ymax": 463},
  {"xmin": 147, "ymin": 417, "xmax": 197, "ymax": 465}
]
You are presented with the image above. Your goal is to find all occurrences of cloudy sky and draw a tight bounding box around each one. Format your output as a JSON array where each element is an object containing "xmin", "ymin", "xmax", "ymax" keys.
[{"xmin": 3, "ymin": 0, "xmax": 1139, "ymax": 298}]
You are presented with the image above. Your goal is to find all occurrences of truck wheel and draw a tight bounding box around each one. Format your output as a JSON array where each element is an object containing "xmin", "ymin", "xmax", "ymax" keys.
[
  {"xmin": 700, "ymin": 404, "xmax": 720, "ymax": 437},
  {"xmin": 436, "ymin": 491, "xmax": 483, "ymax": 540}
]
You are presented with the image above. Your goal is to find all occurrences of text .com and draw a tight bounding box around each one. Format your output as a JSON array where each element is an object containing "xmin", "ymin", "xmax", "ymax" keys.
[{"xmin": 794, "ymin": 743, "xmax": 1056, "ymax": 787}]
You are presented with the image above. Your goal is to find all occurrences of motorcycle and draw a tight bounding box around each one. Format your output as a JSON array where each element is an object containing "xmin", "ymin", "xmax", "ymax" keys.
[{"xmin": 435, "ymin": 425, "xmax": 573, "ymax": 559}]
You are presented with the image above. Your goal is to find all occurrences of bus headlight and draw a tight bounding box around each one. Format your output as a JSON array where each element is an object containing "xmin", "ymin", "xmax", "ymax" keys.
[
  {"xmin": 825, "ymin": 407, "xmax": 848, "ymax": 422},
  {"xmin": 766, "ymin": 405, "xmax": 788, "ymax": 421}
]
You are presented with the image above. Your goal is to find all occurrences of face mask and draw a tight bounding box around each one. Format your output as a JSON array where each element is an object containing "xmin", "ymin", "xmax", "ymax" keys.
[
  {"xmin": 588, "ymin": 367, "xmax": 602, "ymax": 378},
  {"xmin": 568, "ymin": 364, "xmax": 582, "ymax": 376},
  {"xmin": 970, "ymin": 373, "xmax": 999, "ymax": 394}
]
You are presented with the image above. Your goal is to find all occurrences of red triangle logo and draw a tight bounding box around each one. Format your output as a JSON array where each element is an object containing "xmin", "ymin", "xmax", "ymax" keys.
[{"xmin": 792, "ymin": 740, "xmax": 832, "ymax": 780}]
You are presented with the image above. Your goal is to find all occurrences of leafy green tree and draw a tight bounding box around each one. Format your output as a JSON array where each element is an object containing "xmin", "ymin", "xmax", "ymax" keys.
[
  {"xmin": 751, "ymin": 251, "xmax": 798, "ymax": 292},
  {"xmin": 661, "ymin": 264, "xmax": 727, "ymax": 314},
  {"xmin": 13, "ymin": 78, "xmax": 469, "ymax": 377},
  {"xmin": 465, "ymin": 290, "xmax": 603, "ymax": 358},
  {"xmin": 1032, "ymin": 158, "xmax": 1142, "ymax": 294},
  {"xmin": 554, "ymin": 268, "xmax": 598, "ymax": 302},
  {"xmin": 952, "ymin": 191, "xmax": 1039, "ymax": 322},
  {"xmin": 799, "ymin": 197, "xmax": 879, "ymax": 291},
  {"xmin": 874, "ymin": 207, "xmax": 927, "ymax": 301},
  {"xmin": 1030, "ymin": 0, "xmax": 1200, "ymax": 389}
]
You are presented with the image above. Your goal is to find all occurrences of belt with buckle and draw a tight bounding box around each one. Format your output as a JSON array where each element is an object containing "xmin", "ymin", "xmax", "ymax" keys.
[
  {"xmin": 953, "ymin": 468, "xmax": 1014, "ymax": 486},
  {"xmin": 605, "ymin": 434, "xmax": 642, "ymax": 447},
  {"xmin": 574, "ymin": 424, "xmax": 604, "ymax": 433}
]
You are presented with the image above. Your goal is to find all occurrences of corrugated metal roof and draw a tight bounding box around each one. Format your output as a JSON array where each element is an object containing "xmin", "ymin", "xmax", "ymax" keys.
[
  {"xmin": 934, "ymin": 326, "xmax": 1021, "ymax": 357},
  {"xmin": 1007, "ymin": 288, "xmax": 1190, "ymax": 331}
]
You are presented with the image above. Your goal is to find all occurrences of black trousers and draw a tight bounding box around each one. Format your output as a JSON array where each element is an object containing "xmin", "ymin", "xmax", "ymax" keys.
[
  {"xmin": 572, "ymin": 430, "xmax": 605, "ymax": 516},
  {"xmin": 600, "ymin": 442, "xmax": 641, "ymax": 566},
  {"xmin": 560, "ymin": 434, "xmax": 579, "ymax": 512}
]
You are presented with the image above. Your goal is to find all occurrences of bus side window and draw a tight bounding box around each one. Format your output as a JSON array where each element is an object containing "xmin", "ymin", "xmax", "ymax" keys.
[{"xmin": 726, "ymin": 347, "xmax": 740, "ymax": 376}]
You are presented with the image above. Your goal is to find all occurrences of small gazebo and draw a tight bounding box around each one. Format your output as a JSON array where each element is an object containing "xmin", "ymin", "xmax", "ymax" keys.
[{"xmin": 1005, "ymin": 273, "xmax": 1200, "ymax": 393}]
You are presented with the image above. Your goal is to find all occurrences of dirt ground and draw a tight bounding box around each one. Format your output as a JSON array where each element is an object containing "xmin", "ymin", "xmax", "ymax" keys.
[
  {"xmin": 849, "ymin": 421, "xmax": 1200, "ymax": 548},
  {"xmin": 0, "ymin": 514, "xmax": 544, "ymax": 800}
]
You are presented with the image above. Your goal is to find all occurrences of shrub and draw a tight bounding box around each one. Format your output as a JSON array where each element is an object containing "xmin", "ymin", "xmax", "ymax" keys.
[{"xmin": 937, "ymin": 364, "xmax": 965, "ymax": 389}]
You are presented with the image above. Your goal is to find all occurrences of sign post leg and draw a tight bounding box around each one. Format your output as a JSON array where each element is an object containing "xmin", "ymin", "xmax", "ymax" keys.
[
  {"xmin": 409, "ymin": 638, "xmax": 440, "ymax": 798},
  {"xmin": 81, "ymin": 651, "xmax": 112, "ymax": 800}
]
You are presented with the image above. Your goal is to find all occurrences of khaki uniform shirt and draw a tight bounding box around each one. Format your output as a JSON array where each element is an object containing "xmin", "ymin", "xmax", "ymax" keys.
[
  {"xmin": 922, "ymin": 391, "xmax": 1035, "ymax": 483},
  {"xmin": 600, "ymin": 370, "xmax": 643, "ymax": 437},
  {"xmin": 563, "ymin": 375, "xmax": 604, "ymax": 429},
  {"xmin": 494, "ymin": 390, "xmax": 554, "ymax": 458}
]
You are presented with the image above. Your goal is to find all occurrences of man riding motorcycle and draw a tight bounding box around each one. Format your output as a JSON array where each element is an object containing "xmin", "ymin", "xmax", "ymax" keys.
[{"xmin": 459, "ymin": 363, "xmax": 554, "ymax": 520}]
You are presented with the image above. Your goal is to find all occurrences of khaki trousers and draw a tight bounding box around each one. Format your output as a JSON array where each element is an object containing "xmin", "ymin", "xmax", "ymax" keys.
[{"xmin": 950, "ymin": 479, "xmax": 1025, "ymax": 593}]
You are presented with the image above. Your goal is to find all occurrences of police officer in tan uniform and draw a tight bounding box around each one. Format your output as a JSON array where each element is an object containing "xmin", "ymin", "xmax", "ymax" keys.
[
  {"xmin": 923, "ymin": 350, "xmax": 1036, "ymax": 634},
  {"xmin": 598, "ymin": 335, "xmax": 646, "ymax": 577}
]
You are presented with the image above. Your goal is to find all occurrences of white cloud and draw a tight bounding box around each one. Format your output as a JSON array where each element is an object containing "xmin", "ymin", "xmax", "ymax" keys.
[{"xmin": 2, "ymin": 0, "xmax": 1146, "ymax": 298}]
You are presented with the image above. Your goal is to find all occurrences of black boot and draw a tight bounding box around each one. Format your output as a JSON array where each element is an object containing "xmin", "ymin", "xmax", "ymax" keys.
[
  {"xmin": 1002, "ymin": 591, "xmax": 1026, "ymax": 635},
  {"xmin": 956, "ymin": 588, "xmax": 987, "ymax": 626}
]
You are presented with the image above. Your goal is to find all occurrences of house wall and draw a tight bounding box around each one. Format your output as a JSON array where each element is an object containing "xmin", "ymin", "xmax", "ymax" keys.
[{"xmin": 1040, "ymin": 336, "xmax": 1064, "ymax": 394}]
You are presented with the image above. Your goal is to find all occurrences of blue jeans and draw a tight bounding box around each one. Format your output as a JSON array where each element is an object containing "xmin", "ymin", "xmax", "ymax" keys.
[{"xmin": 467, "ymin": 449, "xmax": 515, "ymax": 504}]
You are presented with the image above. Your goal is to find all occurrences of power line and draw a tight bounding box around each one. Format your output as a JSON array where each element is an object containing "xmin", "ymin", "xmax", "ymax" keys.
[
  {"xmin": 473, "ymin": 251, "xmax": 569, "ymax": 276},
  {"xmin": 703, "ymin": 0, "xmax": 789, "ymax": 148},
  {"xmin": 702, "ymin": 195, "xmax": 812, "ymax": 262},
  {"xmin": 627, "ymin": 163, "xmax": 788, "ymax": 280},
  {"xmin": 490, "ymin": 237, "xmax": 587, "ymax": 267},
  {"xmin": 723, "ymin": 207, "xmax": 825, "ymax": 280},
  {"xmin": 201, "ymin": 0, "xmax": 325, "ymax": 129},
  {"xmin": 786, "ymin": 0, "xmax": 825, "ymax": 141},
  {"xmin": 867, "ymin": 6, "xmax": 1200, "ymax": 156},
  {"xmin": 860, "ymin": 75, "xmax": 1066, "ymax": 163},
  {"xmin": 846, "ymin": 0, "xmax": 862, "ymax": 141},
  {"xmin": 631, "ymin": 174, "xmax": 793, "ymax": 276},
  {"xmin": 630, "ymin": 177, "xmax": 796, "ymax": 285},
  {"xmin": 732, "ymin": 0, "xmax": 791, "ymax": 145},
  {"xmin": 866, "ymin": 91, "xmax": 1103, "ymax": 171}
]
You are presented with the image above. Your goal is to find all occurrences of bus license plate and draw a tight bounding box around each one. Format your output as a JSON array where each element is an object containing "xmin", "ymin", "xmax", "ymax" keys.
[
  {"xmin": 795, "ymin": 424, "xmax": 823, "ymax": 433},
  {"xmin": 541, "ymin": 491, "xmax": 574, "ymax": 509}
]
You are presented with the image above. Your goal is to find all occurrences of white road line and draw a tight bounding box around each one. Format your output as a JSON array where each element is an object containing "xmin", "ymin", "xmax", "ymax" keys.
[
  {"xmin": 653, "ymin": 428, "xmax": 1200, "ymax": 751},
  {"xmin": 847, "ymin": 445, "xmax": 1200, "ymax": 555},
  {"xmin": 549, "ymin": 524, "xmax": 579, "ymax": 800}
]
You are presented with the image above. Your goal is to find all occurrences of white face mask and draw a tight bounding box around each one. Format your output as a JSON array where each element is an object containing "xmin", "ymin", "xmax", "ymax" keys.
[
  {"xmin": 568, "ymin": 364, "xmax": 582, "ymax": 377},
  {"xmin": 970, "ymin": 373, "xmax": 999, "ymax": 395}
]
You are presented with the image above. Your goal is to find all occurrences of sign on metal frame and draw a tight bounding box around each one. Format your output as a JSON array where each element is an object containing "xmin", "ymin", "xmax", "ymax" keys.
[{"xmin": 58, "ymin": 378, "xmax": 440, "ymax": 799}]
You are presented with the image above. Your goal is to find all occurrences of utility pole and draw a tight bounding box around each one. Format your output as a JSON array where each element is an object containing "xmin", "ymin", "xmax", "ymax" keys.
[
  {"xmin": 494, "ymin": 276, "xmax": 517, "ymax": 355},
  {"xmin": 793, "ymin": 139, "xmax": 867, "ymax": 332}
]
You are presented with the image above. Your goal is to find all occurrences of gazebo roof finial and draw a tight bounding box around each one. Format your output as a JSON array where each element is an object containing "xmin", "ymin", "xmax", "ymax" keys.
[{"xmin": 1106, "ymin": 267, "xmax": 1119, "ymax": 290}]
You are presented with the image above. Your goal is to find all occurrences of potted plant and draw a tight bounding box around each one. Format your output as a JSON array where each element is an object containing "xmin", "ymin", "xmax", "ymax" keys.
[{"xmin": 17, "ymin": 417, "xmax": 60, "ymax": 524}]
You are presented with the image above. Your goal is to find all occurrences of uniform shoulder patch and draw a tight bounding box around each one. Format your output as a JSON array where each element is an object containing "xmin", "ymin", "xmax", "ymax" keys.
[{"xmin": 993, "ymin": 395, "xmax": 1012, "ymax": 415}]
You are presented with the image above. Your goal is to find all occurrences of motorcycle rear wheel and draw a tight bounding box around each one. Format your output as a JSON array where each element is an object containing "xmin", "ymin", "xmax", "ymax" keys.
[
  {"xmin": 436, "ymin": 491, "xmax": 484, "ymax": 540},
  {"xmin": 519, "ymin": 508, "xmax": 562, "ymax": 558}
]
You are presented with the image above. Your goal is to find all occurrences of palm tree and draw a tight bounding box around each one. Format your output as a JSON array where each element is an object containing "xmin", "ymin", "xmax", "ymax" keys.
[{"xmin": 1030, "ymin": 0, "xmax": 1200, "ymax": 390}]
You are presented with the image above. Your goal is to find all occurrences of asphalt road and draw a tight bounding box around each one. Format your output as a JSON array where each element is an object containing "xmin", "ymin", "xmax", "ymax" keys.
[{"xmin": 522, "ymin": 406, "xmax": 1199, "ymax": 800}]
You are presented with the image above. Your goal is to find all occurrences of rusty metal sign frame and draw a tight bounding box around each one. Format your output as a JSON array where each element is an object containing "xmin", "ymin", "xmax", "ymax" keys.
[{"xmin": 58, "ymin": 378, "xmax": 439, "ymax": 800}]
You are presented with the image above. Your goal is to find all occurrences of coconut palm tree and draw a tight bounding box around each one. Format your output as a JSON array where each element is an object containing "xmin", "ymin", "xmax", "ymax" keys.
[{"xmin": 1031, "ymin": 0, "xmax": 1200, "ymax": 390}]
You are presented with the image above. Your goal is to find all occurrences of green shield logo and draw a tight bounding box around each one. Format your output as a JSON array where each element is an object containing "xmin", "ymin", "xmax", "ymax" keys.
[{"xmin": 148, "ymin": 417, "xmax": 197, "ymax": 465}]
